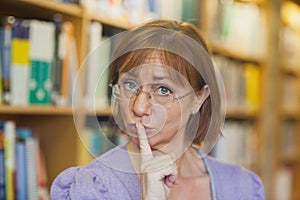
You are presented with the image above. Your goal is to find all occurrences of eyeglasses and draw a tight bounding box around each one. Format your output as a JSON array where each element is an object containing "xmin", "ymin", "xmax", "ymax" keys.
[{"xmin": 109, "ymin": 83, "xmax": 195, "ymax": 106}]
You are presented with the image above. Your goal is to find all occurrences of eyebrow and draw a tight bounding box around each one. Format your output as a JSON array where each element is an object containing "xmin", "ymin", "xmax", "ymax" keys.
[
  {"xmin": 121, "ymin": 71, "xmax": 177, "ymax": 85},
  {"xmin": 153, "ymin": 75, "xmax": 172, "ymax": 82}
]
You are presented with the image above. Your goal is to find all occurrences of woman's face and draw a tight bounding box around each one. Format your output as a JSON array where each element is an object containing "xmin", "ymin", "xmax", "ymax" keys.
[{"xmin": 114, "ymin": 61, "xmax": 198, "ymax": 153}]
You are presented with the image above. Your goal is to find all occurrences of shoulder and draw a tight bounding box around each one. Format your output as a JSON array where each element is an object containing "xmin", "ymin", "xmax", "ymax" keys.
[
  {"xmin": 50, "ymin": 146, "xmax": 139, "ymax": 200},
  {"xmin": 205, "ymin": 156, "xmax": 265, "ymax": 200}
]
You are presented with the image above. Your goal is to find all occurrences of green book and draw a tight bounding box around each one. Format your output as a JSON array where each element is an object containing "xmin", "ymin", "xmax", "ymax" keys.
[
  {"xmin": 29, "ymin": 60, "xmax": 52, "ymax": 104},
  {"xmin": 181, "ymin": 0, "xmax": 200, "ymax": 26}
]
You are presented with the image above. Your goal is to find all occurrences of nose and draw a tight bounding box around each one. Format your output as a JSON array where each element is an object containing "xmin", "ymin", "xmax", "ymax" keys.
[{"xmin": 132, "ymin": 91, "xmax": 151, "ymax": 117}]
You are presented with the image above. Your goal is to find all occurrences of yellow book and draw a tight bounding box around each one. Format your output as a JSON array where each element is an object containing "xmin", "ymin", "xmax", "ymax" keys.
[
  {"xmin": 244, "ymin": 63, "xmax": 260, "ymax": 110},
  {"xmin": 4, "ymin": 121, "xmax": 16, "ymax": 200}
]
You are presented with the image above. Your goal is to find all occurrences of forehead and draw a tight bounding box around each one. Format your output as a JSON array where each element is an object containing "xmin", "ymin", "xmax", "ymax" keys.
[
  {"xmin": 118, "ymin": 50, "xmax": 190, "ymax": 86},
  {"xmin": 120, "ymin": 63, "xmax": 190, "ymax": 86}
]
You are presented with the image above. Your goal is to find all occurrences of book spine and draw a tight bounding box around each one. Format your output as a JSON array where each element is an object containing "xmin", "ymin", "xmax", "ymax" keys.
[
  {"xmin": 96, "ymin": 37, "xmax": 111, "ymax": 108},
  {"xmin": 15, "ymin": 141, "xmax": 27, "ymax": 200},
  {"xmin": 0, "ymin": 122, "xmax": 6, "ymax": 199},
  {"xmin": 4, "ymin": 121, "xmax": 16, "ymax": 200},
  {"xmin": 29, "ymin": 20, "xmax": 55, "ymax": 105},
  {"xmin": 10, "ymin": 19, "xmax": 30, "ymax": 106},
  {"xmin": 0, "ymin": 16, "xmax": 15, "ymax": 104},
  {"xmin": 26, "ymin": 137, "xmax": 38, "ymax": 200}
]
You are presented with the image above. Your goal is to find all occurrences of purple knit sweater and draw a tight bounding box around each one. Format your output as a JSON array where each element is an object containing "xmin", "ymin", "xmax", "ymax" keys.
[{"xmin": 50, "ymin": 146, "xmax": 265, "ymax": 200}]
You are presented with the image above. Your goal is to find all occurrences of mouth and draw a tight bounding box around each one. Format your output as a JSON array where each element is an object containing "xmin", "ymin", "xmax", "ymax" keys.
[{"xmin": 128, "ymin": 123, "xmax": 157, "ymax": 136}]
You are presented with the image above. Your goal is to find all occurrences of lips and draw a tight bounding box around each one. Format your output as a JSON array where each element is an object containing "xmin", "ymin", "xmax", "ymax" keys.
[{"xmin": 128, "ymin": 123, "xmax": 156, "ymax": 136}]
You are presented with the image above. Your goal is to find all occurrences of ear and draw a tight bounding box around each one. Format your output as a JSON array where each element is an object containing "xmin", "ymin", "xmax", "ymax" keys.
[{"xmin": 192, "ymin": 85, "xmax": 210, "ymax": 114}]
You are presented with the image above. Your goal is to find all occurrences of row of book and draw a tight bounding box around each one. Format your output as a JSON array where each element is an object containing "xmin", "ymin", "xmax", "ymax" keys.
[
  {"xmin": 212, "ymin": 54, "xmax": 260, "ymax": 111},
  {"xmin": 211, "ymin": 121, "xmax": 258, "ymax": 169},
  {"xmin": 274, "ymin": 164, "xmax": 294, "ymax": 200},
  {"xmin": 281, "ymin": 120, "xmax": 299, "ymax": 160},
  {"xmin": 0, "ymin": 16, "xmax": 78, "ymax": 106},
  {"xmin": 0, "ymin": 121, "xmax": 48, "ymax": 200},
  {"xmin": 57, "ymin": 0, "xmax": 81, "ymax": 4},
  {"xmin": 83, "ymin": 0, "xmax": 200, "ymax": 26},
  {"xmin": 282, "ymin": 75, "xmax": 300, "ymax": 112},
  {"xmin": 205, "ymin": 0, "xmax": 267, "ymax": 58},
  {"xmin": 77, "ymin": 119, "xmax": 129, "ymax": 165},
  {"xmin": 280, "ymin": 1, "xmax": 300, "ymax": 68}
]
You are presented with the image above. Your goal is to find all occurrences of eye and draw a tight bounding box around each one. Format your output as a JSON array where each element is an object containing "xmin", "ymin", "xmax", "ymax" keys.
[
  {"xmin": 156, "ymin": 86, "xmax": 172, "ymax": 96},
  {"xmin": 122, "ymin": 81, "xmax": 138, "ymax": 92}
]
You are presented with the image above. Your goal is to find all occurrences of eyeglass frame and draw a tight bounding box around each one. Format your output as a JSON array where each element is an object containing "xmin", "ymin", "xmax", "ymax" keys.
[{"xmin": 109, "ymin": 83, "xmax": 197, "ymax": 105}]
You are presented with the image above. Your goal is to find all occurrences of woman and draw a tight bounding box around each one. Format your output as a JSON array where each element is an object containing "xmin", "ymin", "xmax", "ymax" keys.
[{"xmin": 51, "ymin": 20, "xmax": 265, "ymax": 199}]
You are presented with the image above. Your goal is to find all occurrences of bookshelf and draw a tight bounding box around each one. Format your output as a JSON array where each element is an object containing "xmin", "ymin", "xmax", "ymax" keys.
[
  {"xmin": 1, "ymin": 0, "xmax": 299, "ymax": 199},
  {"xmin": 200, "ymin": 0, "xmax": 265, "ymax": 172},
  {"xmin": 0, "ymin": 0, "xmax": 116, "ymax": 192},
  {"xmin": 277, "ymin": 0, "xmax": 300, "ymax": 199},
  {"xmin": 199, "ymin": 0, "xmax": 287, "ymax": 199},
  {"xmin": 201, "ymin": 0, "xmax": 300, "ymax": 199}
]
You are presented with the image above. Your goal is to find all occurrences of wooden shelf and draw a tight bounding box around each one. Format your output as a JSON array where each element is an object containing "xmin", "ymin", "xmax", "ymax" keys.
[
  {"xmin": 88, "ymin": 11, "xmax": 132, "ymax": 30},
  {"xmin": 0, "ymin": 105, "xmax": 113, "ymax": 116},
  {"xmin": 281, "ymin": 65, "xmax": 300, "ymax": 77},
  {"xmin": 0, "ymin": 0, "xmax": 82, "ymax": 18},
  {"xmin": 0, "ymin": 105, "xmax": 73, "ymax": 115},
  {"xmin": 211, "ymin": 42, "xmax": 264, "ymax": 64},
  {"xmin": 282, "ymin": 109, "xmax": 300, "ymax": 120},
  {"xmin": 236, "ymin": 0, "xmax": 265, "ymax": 5},
  {"xmin": 226, "ymin": 108, "xmax": 259, "ymax": 119}
]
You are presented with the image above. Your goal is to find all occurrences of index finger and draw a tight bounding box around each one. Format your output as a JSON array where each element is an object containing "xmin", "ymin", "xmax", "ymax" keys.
[{"xmin": 136, "ymin": 122, "xmax": 153, "ymax": 161}]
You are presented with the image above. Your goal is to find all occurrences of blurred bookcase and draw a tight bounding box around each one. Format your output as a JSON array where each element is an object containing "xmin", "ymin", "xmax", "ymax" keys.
[
  {"xmin": 200, "ymin": 0, "xmax": 300, "ymax": 199},
  {"xmin": 1, "ymin": 0, "xmax": 300, "ymax": 199}
]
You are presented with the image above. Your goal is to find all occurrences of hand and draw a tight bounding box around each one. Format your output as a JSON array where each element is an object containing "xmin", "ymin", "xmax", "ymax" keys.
[{"xmin": 137, "ymin": 122, "xmax": 179, "ymax": 200}]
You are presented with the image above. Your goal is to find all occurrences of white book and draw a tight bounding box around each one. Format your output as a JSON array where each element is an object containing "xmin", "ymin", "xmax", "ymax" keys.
[
  {"xmin": 28, "ymin": 20, "xmax": 55, "ymax": 104},
  {"xmin": 85, "ymin": 22, "xmax": 103, "ymax": 109},
  {"xmin": 29, "ymin": 20, "xmax": 55, "ymax": 61},
  {"xmin": 26, "ymin": 137, "xmax": 38, "ymax": 200},
  {"xmin": 10, "ymin": 20, "xmax": 30, "ymax": 106},
  {"xmin": 275, "ymin": 166, "xmax": 292, "ymax": 200},
  {"xmin": 95, "ymin": 37, "xmax": 111, "ymax": 109}
]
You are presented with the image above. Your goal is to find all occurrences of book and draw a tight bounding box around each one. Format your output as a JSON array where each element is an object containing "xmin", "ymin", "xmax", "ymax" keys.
[
  {"xmin": 36, "ymin": 140, "xmax": 49, "ymax": 200},
  {"xmin": 205, "ymin": 1, "xmax": 267, "ymax": 57},
  {"xmin": 94, "ymin": 36, "xmax": 111, "ymax": 109},
  {"xmin": 181, "ymin": 0, "xmax": 199, "ymax": 24},
  {"xmin": 4, "ymin": 121, "xmax": 16, "ymax": 200},
  {"xmin": 85, "ymin": 21, "xmax": 103, "ymax": 109},
  {"xmin": 0, "ymin": 16, "xmax": 15, "ymax": 104},
  {"xmin": 213, "ymin": 55, "xmax": 261, "ymax": 111},
  {"xmin": 244, "ymin": 63, "xmax": 260, "ymax": 110},
  {"xmin": 10, "ymin": 19, "xmax": 30, "ymax": 105},
  {"xmin": 283, "ymin": 76, "xmax": 299, "ymax": 112},
  {"xmin": 25, "ymin": 136, "xmax": 38, "ymax": 200},
  {"xmin": 55, "ymin": 21, "xmax": 78, "ymax": 106},
  {"xmin": 15, "ymin": 128, "xmax": 31, "ymax": 200},
  {"xmin": 0, "ymin": 121, "xmax": 5, "ymax": 199},
  {"xmin": 51, "ymin": 14, "xmax": 63, "ymax": 105},
  {"xmin": 212, "ymin": 121, "xmax": 257, "ymax": 168},
  {"xmin": 29, "ymin": 20, "xmax": 55, "ymax": 105},
  {"xmin": 275, "ymin": 165, "xmax": 292, "ymax": 200}
]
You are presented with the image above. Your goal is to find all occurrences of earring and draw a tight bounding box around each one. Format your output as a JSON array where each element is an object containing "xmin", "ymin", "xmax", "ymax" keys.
[{"xmin": 191, "ymin": 110, "xmax": 197, "ymax": 115}]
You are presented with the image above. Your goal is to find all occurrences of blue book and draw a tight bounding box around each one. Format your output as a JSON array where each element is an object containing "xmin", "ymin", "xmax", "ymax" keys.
[
  {"xmin": 0, "ymin": 16, "xmax": 15, "ymax": 104},
  {"xmin": 0, "ymin": 121, "xmax": 6, "ymax": 199},
  {"xmin": 16, "ymin": 128, "xmax": 32, "ymax": 200},
  {"xmin": 15, "ymin": 142, "xmax": 26, "ymax": 200}
]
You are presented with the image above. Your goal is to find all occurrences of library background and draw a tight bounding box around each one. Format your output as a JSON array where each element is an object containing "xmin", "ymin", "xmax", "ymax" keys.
[{"xmin": 0, "ymin": 0, "xmax": 299, "ymax": 199}]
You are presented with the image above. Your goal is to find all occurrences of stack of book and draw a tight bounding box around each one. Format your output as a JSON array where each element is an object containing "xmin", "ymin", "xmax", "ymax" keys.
[
  {"xmin": 0, "ymin": 120, "xmax": 48, "ymax": 199},
  {"xmin": 0, "ymin": 16, "xmax": 78, "ymax": 106}
]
